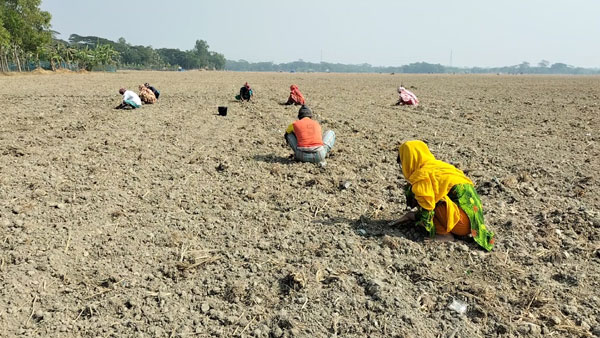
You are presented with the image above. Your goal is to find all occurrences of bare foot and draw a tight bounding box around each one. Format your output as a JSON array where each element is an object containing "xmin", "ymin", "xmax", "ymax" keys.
[{"xmin": 434, "ymin": 234, "xmax": 455, "ymax": 242}]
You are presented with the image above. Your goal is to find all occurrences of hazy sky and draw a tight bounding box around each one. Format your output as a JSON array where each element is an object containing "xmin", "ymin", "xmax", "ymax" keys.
[{"xmin": 41, "ymin": 0, "xmax": 600, "ymax": 68}]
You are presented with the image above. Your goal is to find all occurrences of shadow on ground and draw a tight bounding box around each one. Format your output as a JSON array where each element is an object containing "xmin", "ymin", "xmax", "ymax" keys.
[
  {"xmin": 253, "ymin": 154, "xmax": 294, "ymax": 164},
  {"xmin": 314, "ymin": 214, "xmax": 427, "ymax": 243}
]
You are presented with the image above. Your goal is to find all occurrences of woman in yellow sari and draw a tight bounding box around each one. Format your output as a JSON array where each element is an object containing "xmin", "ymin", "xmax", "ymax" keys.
[{"xmin": 392, "ymin": 140, "xmax": 495, "ymax": 251}]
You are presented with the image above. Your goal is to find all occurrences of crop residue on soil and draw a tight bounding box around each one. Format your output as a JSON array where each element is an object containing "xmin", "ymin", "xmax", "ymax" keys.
[{"xmin": 1, "ymin": 71, "xmax": 599, "ymax": 337}]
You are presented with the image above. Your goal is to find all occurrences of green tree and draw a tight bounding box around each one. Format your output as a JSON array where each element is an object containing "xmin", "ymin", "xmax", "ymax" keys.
[
  {"xmin": 94, "ymin": 43, "xmax": 119, "ymax": 68},
  {"xmin": 1, "ymin": 0, "xmax": 52, "ymax": 71},
  {"xmin": 73, "ymin": 46, "xmax": 94, "ymax": 70},
  {"xmin": 208, "ymin": 51, "xmax": 225, "ymax": 70},
  {"xmin": 518, "ymin": 61, "xmax": 530, "ymax": 73},
  {"xmin": 550, "ymin": 62, "xmax": 569, "ymax": 74},
  {"xmin": 156, "ymin": 48, "xmax": 187, "ymax": 68},
  {"xmin": 193, "ymin": 39, "xmax": 210, "ymax": 68},
  {"xmin": 0, "ymin": 14, "xmax": 11, "ymax": 72}
]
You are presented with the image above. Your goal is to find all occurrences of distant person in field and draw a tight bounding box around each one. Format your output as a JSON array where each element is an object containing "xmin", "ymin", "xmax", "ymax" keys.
[
  {"xmin": 144, "ymin": 83, "xmax": 160, "ymax": 99},
  {"xmin": 236, "ymin": 82, "xmax": 253, "ymax": 101},
  {"xmin": 284, "ymin": 105, "xmax": 335, "ymax": 163},
  {"xmin": 396, "ymin": 86, "xmax": 419, "ymax": 106},
  {"xmin": 390, "ymin": 140, "xmax": 495, "ymax": 251},
  {"xmin": 284, "ymin": 84, "xmax": 305, "ymax": 105},
  {"xmin": 115, "ymin": 88, "xmax": 142, "ymax": 109},
  {"xmin": 138, "ymin": 84, "xmax": 157, "ymax": 104}
]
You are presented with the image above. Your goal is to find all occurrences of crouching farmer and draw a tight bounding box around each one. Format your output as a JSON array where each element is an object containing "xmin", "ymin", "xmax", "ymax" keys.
[
  {"xmin": 115, "ymin": 88, "xmax": 142, "ymax": 109},
  {"xmin": 285, "ymin": 105, "xmax": 335, "ymax": 163}
]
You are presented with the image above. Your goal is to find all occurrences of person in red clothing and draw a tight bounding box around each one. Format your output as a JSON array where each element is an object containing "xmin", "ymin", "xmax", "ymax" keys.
[
  {"xmin": 285, "ymin": 105, "xmax": 335, "ymax": 163},
  {"xmin": 284, "ymin": 84, "xmax": 306, "ymax": 105}
]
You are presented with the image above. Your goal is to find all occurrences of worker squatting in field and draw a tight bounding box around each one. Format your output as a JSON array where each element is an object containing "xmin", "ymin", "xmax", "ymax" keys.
[
  {"xmin": 284, "ymin": 105, "xmax": 335, "ymax": 164},
  {"xmin": 390, "ymin": 140, "xmax": 495, "ymax": 251}
]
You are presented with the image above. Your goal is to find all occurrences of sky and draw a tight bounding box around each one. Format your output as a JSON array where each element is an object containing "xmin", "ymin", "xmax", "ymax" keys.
[{"xmin": 40, "ymin": 0, "xmax": 600, "ymax": 68}]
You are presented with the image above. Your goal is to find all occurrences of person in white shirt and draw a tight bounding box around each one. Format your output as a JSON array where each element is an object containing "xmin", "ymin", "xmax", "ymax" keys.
[{"xmin": 115, "ymin": 88, "xmax": 142, "ymax": 109}]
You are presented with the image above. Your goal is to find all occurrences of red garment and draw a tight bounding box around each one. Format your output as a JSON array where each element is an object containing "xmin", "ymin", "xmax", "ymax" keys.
[
  {"xmin": 292, "ymin": 118, "xmax": 323, "ymax": 148},
  {"xmin": 289, "ymin": 84, "xmax": 305, "ymax": 105}
]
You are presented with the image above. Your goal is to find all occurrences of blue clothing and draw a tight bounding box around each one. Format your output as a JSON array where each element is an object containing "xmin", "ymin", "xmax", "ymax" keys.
[{"xmin": 124, "ymin": 100, "xmax": 140, "ymax": 108}]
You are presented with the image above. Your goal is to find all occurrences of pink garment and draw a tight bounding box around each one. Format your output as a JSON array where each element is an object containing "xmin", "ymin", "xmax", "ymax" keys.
[{"xmin": 398, "ymin": 87, "xmax": 419, "ymax": 106}]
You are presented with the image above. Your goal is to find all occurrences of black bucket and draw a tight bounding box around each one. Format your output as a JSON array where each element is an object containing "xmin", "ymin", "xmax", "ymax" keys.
[{"xmin": 218, "ymin": 106, "xmax": 228, "ymax": 116}]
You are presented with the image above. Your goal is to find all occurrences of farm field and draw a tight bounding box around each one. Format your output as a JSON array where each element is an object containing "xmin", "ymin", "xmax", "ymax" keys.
[{"xmin": 1, "ymin": 71, "xmax": 599, "ymax": 337}]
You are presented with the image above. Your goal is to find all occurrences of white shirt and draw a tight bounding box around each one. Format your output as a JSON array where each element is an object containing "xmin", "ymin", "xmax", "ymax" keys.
[{"xmin": 123, "ymin": 90, "xmax": 142, "ymax": 106}]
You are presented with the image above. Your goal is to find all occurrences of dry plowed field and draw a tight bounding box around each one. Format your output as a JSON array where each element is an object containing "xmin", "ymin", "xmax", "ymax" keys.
[{"xmin": 1, "ymin": 71, "xmax": 599, "ymax": 337}]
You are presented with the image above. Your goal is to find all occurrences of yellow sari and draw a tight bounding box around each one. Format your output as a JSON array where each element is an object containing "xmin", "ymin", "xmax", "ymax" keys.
[{"xmin": 399, "ymin": 140, "xmax": 473, "ymax": 233}]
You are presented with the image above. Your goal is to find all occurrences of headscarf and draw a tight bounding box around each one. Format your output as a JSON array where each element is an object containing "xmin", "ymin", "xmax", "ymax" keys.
[
  {"xmin": 139, "ymin": 84, "xmax": 152, "ymax": 95},
  {"xmin": 398, "ymin": 86, "xmax": 419, "ymax": 105},
  {"xmin": 399, "ymin": 140, "xmax": 473, "ymax": 232},
  {"xmin": 289, "ymin": 84, "xmax": 305, "ymax": 105}
]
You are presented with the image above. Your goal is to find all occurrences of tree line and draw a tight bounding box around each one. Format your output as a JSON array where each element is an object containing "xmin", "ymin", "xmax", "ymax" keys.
[
  {"xmin": 67, "ymin": 34, "xmax": 225, "ymax": 71},
  {"xmin": 1, "ymin": 1, "xmax": 596, "ymax": 74},
  {"xmin": 0, "ymin": 0, "xmax": 109, "ymax": 71},
  {"xmin": 0, "ymin": 0, "xmax": 225, "ymax": 72},
  {"xmin": 0, "ymin": 0, "xmax": 52, "ymax": 71},
  {"xmin": 226, "ymin": 59, "xmax": 600, "ymax": 75}
]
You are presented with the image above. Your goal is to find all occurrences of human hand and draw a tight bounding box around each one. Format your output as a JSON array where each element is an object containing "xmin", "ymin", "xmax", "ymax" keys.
[{"xmin": 388, "ymin": 211, "xmax": 416, "ymax": 226}]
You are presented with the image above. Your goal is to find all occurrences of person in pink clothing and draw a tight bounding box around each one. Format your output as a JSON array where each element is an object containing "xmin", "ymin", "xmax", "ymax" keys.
[{"xmin": 396, "ymin": 86, "xmax": 419, "ymax": 106}]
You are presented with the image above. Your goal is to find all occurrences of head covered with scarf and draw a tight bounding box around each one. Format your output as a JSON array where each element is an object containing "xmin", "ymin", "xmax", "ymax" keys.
[
  {"xmin": 398, "ymin": 86, "xmax": 419, "ymax": 105},
  {"xmin": 399, "ymin": 140, "xmax": 473, "ymax": 232},
  {"xmin": 289, "ymin": 84, "xmax": 305, "ymax": 105}
]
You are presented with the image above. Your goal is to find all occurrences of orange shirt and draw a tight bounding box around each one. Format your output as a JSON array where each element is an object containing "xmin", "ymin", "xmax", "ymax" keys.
[{"xmin": 287, "ymin": 118, "xmax": 323, "ymax": 148}]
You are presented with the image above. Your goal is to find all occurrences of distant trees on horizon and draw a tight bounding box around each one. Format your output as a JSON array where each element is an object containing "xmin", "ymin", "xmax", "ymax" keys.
[
  {"xmin": 67, "ymin": 34, "xmax": 226, "ymax": 71},
  {"xmin": 0, "ymin": 0, "xmax": 52, "ymax": 72},
  {"xmin": 0, "ymin": 0, "xmax": 226, "ymax": 72},
  {"xmin": 225, "ymin": 59, "xmax": 600, "ymax": 75},
  {"xmin": 0, "ymin": 1, "xmax": 596, "ymax": 74}
]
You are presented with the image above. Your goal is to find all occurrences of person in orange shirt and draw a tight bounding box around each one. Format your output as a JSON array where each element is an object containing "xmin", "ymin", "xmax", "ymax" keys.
[{"xmin": 285, "ymin": 105, "xmax": 335, "ymax": 163}]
